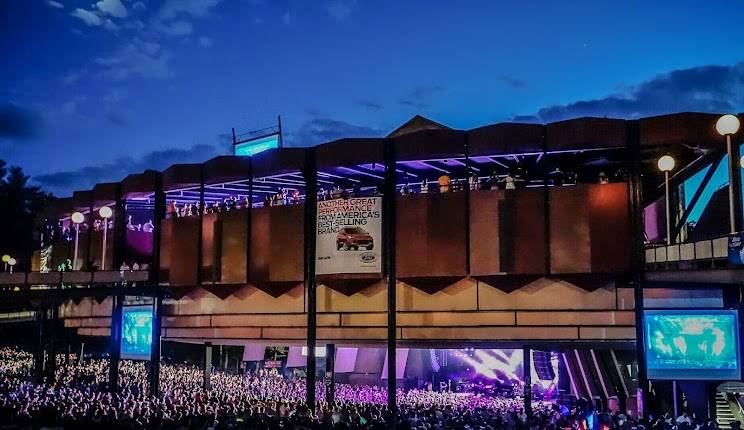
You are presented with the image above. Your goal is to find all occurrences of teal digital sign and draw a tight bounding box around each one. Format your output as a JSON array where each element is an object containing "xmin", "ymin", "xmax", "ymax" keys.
[
  {"xmin": 121, "ymin": 305, "xmax": 153, "ymax": 361},
  {"xmin": 644, "ymin": 310, "xmax": 740, "ymax": 380},
  {"xmin": 234, "ymin": 133, "xmax": 280, "ymax": 156}
]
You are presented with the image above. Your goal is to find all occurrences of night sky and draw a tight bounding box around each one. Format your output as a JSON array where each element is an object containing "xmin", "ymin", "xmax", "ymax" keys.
[{"xmin": 1, "ymin": 0, "xmax": 743, "ymax": 196}]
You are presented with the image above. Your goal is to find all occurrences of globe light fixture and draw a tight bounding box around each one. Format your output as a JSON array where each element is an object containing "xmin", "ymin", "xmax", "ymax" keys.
[
  {"xmin": 657, "ymin": 155, "xmax": 675, "ymax": 172},
  {"xmin": 7, "ymin": 257, "xmax": 16, "ymax": 274},
  {"xmin": 71, "ymin": 211, "xmax": 85, "ymax": 224},
  {"xmin": 716, "ymin": 114, "xmax": 741, "ymax": 136},
  {"xmin": 717, "ymin": 114, "xmax": 742, "ymax": 234},
  {"xmin": 2, "ymin": 254, "xmax": 10, "ymax": 272},
  {"xmin": 71, "ymin": 211, "xmax": 85, "ymax": 270},
  {"xmin": 658, "ymin": 155, "xmax": 676, "ymax": 245},
  {"xmin": 98, "ymin": 206, "xmax": 113, "ymax": 270},
  {"xmin": 99, "ymin": 206, "xmax": 113, "ymax": 219}
]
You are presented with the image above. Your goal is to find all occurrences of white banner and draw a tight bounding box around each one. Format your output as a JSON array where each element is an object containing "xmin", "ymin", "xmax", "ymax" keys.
[{"xmin": 316, "ymin": 197, "xmax": 382, "ymax": 275}]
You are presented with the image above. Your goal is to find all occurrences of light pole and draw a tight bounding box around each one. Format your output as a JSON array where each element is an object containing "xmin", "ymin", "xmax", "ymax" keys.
[
  {"xmin": 658, "ymin": 155, "xmax": 676, "ymax": 245},
  {"xmin": 71, "ymin": 212, "xmax": 85, "ymax": 270},
  {"xmin": 99, "ymin": 206, "xmax": 113, "ymax": 270},
  {"xmin": 1, "ymin": 255, "xmax": 9, "ymax": 272},
  {"xmin": 716, "ymin": 114, "xmax": 741, "ymax": 234},
  {"xmin": 8, "ymin": 258, "xmax": 16, "ymax": 274}
]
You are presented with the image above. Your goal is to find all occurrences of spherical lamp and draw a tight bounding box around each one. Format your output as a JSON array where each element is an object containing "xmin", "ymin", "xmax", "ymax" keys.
[
  {"xmin": 71, "ymin": 212, "xmax": 85, "ymax": 224},
  {"xmin": 99, "ymin": 206, "xmax": 113, "ymax": 219},
  {"xmin": 1, "ymin": 255, "xmax": 9, "ymax": 263},
  {"xmin": 716, "ymin": 114, "xmax": 741, "ymax": 136},
  {"xmin": 657, "ymin": 155, "xmax": 675, "ymax": 172}
]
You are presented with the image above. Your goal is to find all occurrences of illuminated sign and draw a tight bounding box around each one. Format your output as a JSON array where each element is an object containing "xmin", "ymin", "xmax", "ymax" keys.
[
  {"xmin": 644, "ymin": 309, "xmax": 740, "ymax": 380},
  {"xmin": 234, "ymin": 133, "xmax": 280, "ymax": 156},
  {"xmin": 301, "ymin": 346, "xmax": 327, "ymax": 357},
  {"xmin": 121, "ymin": 305, "xmax": 153, "ymax": 360}
]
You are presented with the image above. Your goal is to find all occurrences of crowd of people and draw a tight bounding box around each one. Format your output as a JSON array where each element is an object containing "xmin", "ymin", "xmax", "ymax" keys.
[{"xmin": 0, "ymin": 347, "xmax": 722, "ymax": 430}]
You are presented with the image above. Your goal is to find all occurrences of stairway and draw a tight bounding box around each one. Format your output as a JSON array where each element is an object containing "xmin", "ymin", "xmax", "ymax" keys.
[{"xmin": 717, "ymin": 392, "xmax": 736, "ymax": 429}]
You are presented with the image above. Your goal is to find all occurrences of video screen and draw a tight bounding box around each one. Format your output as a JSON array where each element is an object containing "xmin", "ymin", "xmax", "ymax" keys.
[
  {"xmin": 121, "ymin": 305, "xmax": 153, "ymax": 360},
  {"xmin": 644, "ymin": 310, "xmax": 740, "ymax": 380},
  {"xmin": 234, "ymin": 133, "xmax": 279, "ymax": 156}
]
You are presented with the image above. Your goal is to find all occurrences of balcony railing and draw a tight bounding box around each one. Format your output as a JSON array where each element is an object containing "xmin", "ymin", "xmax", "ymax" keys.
[
  {"xmin": 0, "ymin": 270, "xmax": 150, "ymax": 287},
  {"xmin": 645, "ymin": 235, "xmax": 730, "ymax": 269}
]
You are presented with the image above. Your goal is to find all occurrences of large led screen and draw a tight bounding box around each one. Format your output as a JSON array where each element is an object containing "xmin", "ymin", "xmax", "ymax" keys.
[
  {"xmin": 121, "ymin": 305, "xmax": 153, "ymax": 360},
  {"xmin": 234, "ymin": 133, "xmax": 279, "ymax": 156},
  {"xmin": 644, "ymin": 310, "xmax": 740, "ymax": 380}
]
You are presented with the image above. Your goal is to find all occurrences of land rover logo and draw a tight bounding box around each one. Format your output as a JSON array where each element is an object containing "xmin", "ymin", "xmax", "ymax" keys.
[{"xmin": 359, "ymin": 252, "xmax": 377, "ymax": 263}]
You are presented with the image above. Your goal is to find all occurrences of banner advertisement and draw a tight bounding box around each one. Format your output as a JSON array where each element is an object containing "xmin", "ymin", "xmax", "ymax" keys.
[
  {"xmin": 728, "ymin": 232, "xmax": 744, "ymax": 266},
  {"xmin": 316, "ymin": 197, "xmax": 382, "ymax": 275}
]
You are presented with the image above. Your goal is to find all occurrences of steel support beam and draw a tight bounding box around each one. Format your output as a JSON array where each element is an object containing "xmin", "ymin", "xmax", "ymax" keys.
[
  {"xmin": 302, "ymin": 149, "xmax": 318, "ymax": 410},
  {"xmin": 204, "ymin": 342, "xmax": 212, "ymax": 390},
  {"xmin": 523, "ymin": 346, "xmax": 532, "ymax": 417},
  {"xmin": 383, "ymin": 138, "xmax": 398, "ymax": 418},
  {"xmin": 148, "ymin": 296, "xmax": 162, "ymax": 396},
  {"xmin": 325, "ymin": 343, "xmax": 336, "ymax": 404},
  {"xmin": 109, "ymin": 294, "xmax": 123, "ymax": 392},
  {"xmin": 627, "ymin": 120, "xmax": 648, "ymax": 419}
]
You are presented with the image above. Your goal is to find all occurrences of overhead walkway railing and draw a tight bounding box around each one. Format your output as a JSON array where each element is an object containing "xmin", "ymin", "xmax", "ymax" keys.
[
  {"xmin": 0, "ymin": 270, "xmax": 149, "ymax": 288},
  {"xmin": 645, "ymin": 235, "xmax": 731, "ymax": 269}
]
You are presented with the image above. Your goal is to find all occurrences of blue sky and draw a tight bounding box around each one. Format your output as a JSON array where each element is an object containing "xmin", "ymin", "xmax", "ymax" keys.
[{"xmin": 1, "ymin": 0, "xmax": 744, "ymax": 195}]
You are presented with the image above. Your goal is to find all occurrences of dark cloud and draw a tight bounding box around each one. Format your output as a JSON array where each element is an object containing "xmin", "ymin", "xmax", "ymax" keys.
[
  {"xmin": 514, "ymin": 62, "xmax": 744, "ymax": 123},
  {"xmin": 287, "ymin": 117, "xmax": 384, "ymax": 146},
  {"xmin": 0, "ymin": 103, "xmax": 42, "ymax": 139},
  {"xmin": 398, "ymin": 85, "xmax": 445, "ymax": 109},
  {"xmin": 35, "ymin": 140, "xmax": 232, "ymax": 196},
  {"xmin": 353, "ymin": 99, "xmax": 382, "ymax": 111}
]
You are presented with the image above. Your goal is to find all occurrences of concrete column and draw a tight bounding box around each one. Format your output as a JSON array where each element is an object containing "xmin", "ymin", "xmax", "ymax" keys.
[{"xmin": 204, "ymin": 342, "xmax": 213, "ymax": 390}]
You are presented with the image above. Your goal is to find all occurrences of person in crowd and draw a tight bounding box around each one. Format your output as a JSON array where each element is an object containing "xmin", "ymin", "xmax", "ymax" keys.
[
  {"xmin": 504, "ymin": 173, "xmax": 516, "ymax": 190},
  {"xmin": 599, "ymin": 171, "xmax": 610, "ymax": 184},
  {"xmin": 437, "ymin": 174, "xmax": 451, "ymax": 193},
  {"xmin": 420, "ymin": 179, "xmax": 428, "ymax": 194},
  {"xmin": 0, "ymin": 346, "xmax": 696, "ymax": 430}
]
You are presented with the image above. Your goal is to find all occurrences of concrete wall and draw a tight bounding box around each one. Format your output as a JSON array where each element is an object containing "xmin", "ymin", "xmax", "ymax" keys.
[{"xmin": 61, "ymin": 277, "xmax": 636, "ymax": 344}]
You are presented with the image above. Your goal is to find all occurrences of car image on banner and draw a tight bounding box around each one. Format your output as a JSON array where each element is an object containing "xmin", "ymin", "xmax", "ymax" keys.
[{"xmin": 316, "ymin": 197, "xmax": 382, "ymax": 275}]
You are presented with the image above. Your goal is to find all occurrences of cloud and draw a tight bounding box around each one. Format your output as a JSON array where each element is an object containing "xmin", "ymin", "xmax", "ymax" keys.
[
  {"xmin": 153, "ymin": 0, "xmax": 222, "ymax": 37},
  {"xmin": 158, "ymin": 0, "xmax": 222, "ymax": 20},
  {"xmin": 199, "ymin": 36, "xmax": 213, "ymax": 47},
  {"xmin": 132, "ymin": 2, "xmax": 146, "ymax": 12},
  {"xmin": 326, "ymin": 0, "xmax": 354, "ymax": 21},
  {"xmin": 514, "ymin": 62, "xmax": 744, "ymax": 123},
  {"xmin": 353, "ymin": 99, "xmax": 382, "ymax": 111},
  {"xmin": 398, "ymin": 85, "xmax": 445, "ymax": 109},
  {"xmin": 70, "ymin": 8, "xmax": 103, "ymax": 26},
  {"xmin": 95, "ymin": 0, "xmax": 128, "ymax": 18},
  {"xmin": 157, "ymin": 20, "xmax": 193, "ymax": 36},
  {"xmin": 288, "ymin": 117, "xmax": 384, "ymax": 146},
  {"xmin": 35, "ymin": 140, "xmax": 232, "ymax": 195},
  {"xmin": 282, "ymin": 11, "xmax": 291, "ymax": 25},
  {"xmin": 94, "ymin": 39, "xmax": 173, "ymax": 81},
  {"xmin": 103, "ymin": 19, "xmax": 119, "ymax": 31},
  {"xmin": 498, "ymin": 75, "xmax": 526, "ymax": 89},
  {"xmin": 47, "ymin": 1, "xmax": 63, "ymax": 9},
  {"xmin": 0, "ymin": 103, "xmax": 42, "ymax": 139}
]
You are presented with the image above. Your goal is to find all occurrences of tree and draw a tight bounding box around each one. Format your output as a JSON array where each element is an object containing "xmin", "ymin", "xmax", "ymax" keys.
[{"xmin": 0, "ymin": 160, "xmax": 51, "ymax": 271}]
